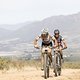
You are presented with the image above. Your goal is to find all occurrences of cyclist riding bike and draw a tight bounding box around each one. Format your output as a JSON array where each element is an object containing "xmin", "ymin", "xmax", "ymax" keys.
[
  {"xmin": 53, "ymin": 29, "xmax": 67, "ymax": 60},
  {"xmin": 34, "ymin": 28, "xmax": 57, "ymax": 70}
]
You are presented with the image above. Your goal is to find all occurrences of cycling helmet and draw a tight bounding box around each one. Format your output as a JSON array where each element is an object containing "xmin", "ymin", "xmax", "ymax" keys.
[
  {"xmin": 41, "ymin": 28, "xmax": 49, "ymax": 35},
  {"xmin": 54, "ymin": 29, "xmax": 60, "ymax": 34}
]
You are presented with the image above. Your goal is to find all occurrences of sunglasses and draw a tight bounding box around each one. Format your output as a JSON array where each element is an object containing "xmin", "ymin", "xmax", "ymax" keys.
[{"xmin": 55, "ymin": 33, "xmax": 59, "ymax": 35}]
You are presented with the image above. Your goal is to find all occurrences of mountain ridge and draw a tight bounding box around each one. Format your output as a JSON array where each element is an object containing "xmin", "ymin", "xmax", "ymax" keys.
[{"xmin": 0, "ymin": 12, "xmax": 80, "ymax": 43}]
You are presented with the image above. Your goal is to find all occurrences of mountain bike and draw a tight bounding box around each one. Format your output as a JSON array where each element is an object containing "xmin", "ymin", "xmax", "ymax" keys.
[
  {"xmin": 53, "ymin": 48, "xmax": 62, "ymax": 77},
  {"xmin": 40, "ymin": 46, "xmax": 52, "ymax": 79},
  {"xmin": 35, "ymin": 46, "xmax": 53, "ymax": 79}
]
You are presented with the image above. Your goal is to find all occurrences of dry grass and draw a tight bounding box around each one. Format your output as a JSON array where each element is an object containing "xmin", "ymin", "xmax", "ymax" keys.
[
  {"xmin": 0, "ymin": 57, "xmax": 80, "ymax": 71},
  {"xmin": 62, "ymin": 62, "xmax": 80, "ymax": 69}
]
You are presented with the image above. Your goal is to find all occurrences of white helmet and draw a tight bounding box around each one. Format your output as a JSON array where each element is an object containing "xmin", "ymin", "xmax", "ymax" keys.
[{"xmin": 41, "ymin": 28, "xmax": 49, "ymax": 35}]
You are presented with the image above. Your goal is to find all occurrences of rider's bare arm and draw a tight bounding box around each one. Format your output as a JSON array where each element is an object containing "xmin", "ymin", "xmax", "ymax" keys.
[
  {"xmin": 62, "ymin": 39, "xmax": 67, "ymax": 49},
  {"xmin": 34, "ymin": 36, "xmax": 41, "ymax": 48}
]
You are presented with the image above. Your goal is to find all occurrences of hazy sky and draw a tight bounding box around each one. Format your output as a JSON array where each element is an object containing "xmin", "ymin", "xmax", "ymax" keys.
[{"xmin": 0, "ymin": 0, "xmax": 80, "ymax": 24}]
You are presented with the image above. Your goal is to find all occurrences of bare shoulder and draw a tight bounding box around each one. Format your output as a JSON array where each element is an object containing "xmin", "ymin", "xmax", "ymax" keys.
[
  {"xmin": 52, "ymin": 36, "xmax": 56, "ymax": 40},
  {"xmin": 49, "ymin": 35, "xmax": 55, "ymax": 40}
]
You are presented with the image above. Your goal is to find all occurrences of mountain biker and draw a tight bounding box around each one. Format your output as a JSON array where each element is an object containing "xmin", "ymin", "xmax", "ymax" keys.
[
  {"xmin": 53, "ymin": 29, "xmax": 67, "ymax": 60},
  {"xmin": 34, "ymin": 28, "xmax": 58, "ymax": 70}
]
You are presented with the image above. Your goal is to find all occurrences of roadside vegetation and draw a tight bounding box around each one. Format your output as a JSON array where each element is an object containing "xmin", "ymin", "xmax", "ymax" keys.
[{"xmin": 0, "ymin": 57, "xmax": 80, "ymax": 71}]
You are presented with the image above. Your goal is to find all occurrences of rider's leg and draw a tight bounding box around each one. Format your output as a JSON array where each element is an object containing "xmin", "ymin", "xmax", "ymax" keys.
[
  {"xmin": 47, "ymin": 48, "xmax": 52, "ymax": 63},
  {"xmin": 59, "ymin": 47, "xmax": 63, "ymax": 59},
  {"xmin": 41, "ymin": 53, "xmax": 44, "ymax": 70},
  {"xmin": 48, "ymin": 53, "xmax": 52, "ymax": 63},
  {"xmin": 48, "ymin": 42, "xmax": 53, "ymax": 63},
  {"xmin": 60, "ymin": 52, "xmax": 63, "ymax": 59},
  {"xmin": 41, "ymin": 47, "xmax": 45, "ymax": 70}
]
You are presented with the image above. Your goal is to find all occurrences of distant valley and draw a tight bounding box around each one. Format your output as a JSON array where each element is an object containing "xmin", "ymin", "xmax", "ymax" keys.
[{"xmin": 0, "ymin": 12, "xmax": 80, "ymax": 61}]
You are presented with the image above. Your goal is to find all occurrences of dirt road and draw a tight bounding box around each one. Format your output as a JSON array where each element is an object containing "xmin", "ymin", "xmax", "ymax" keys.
[{"xmin": 0, "ymin": 67, "xmax": 80, "ymax": 80}]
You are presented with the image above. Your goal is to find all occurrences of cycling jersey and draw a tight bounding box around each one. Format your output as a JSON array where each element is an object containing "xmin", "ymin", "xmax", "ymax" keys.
[
  {"xmin": 53, "ymin": 35, "xmax": 64, "ymax": 47},
  {"xmin": 54, "ymin": 35, "xmax": 64, "ymax": 43},
  {"xmin": 35, "ymin": 35, "xmax": 55, "ymax": 47}
]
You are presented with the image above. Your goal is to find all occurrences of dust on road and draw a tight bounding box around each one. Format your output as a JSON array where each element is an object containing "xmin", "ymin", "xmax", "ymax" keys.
[{"xmin": 0, "ymin": 67, "xmax": 80, "ymax": 80}]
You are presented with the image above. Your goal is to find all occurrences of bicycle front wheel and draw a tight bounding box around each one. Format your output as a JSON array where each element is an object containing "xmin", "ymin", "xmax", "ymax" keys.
[
  {"xmin": 44, "ymin": 53, "xmax": 48, "ymax": 79},
  {"xmin": 57, "ymin": 53, "xmax": 62, "ymax": 76},
  {"xmin": 44, "ymin": 53, "xmax": 49, "ymax": 79}
]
